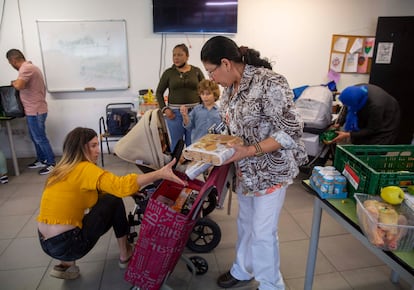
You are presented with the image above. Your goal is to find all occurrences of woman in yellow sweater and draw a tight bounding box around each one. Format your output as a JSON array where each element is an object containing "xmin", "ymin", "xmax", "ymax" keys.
[{"xmin": 37, "ymin": 127, "xmax": 186, "ymax": 280}]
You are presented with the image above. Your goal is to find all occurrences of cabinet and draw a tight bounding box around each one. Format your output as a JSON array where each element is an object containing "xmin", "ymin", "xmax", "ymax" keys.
[{"xmin": 369, "ymin": 16, "xmax": 414, "ymax": 144}]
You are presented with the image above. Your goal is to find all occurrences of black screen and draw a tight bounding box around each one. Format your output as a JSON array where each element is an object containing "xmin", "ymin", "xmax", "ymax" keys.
[{"xmin": 153, "ymin": 0, "xmax": 238, "ymax": 34}]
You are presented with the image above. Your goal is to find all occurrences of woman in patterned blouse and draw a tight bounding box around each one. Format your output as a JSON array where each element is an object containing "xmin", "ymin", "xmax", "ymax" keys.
[{"xmin": 201, "ymin": 36, "xmax": 308, "ymax": 290}]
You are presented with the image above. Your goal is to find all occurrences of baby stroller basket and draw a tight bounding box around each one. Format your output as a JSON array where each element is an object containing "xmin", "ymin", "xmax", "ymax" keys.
[{"xmin": 125, "ymin": 165, "xmax": 228, "ymax": 290}]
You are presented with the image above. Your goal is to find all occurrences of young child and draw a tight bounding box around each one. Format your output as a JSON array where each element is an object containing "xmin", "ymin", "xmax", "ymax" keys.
[{"xmin": 180, "ymin": 79, "xmax": 221, "ymax": 143}]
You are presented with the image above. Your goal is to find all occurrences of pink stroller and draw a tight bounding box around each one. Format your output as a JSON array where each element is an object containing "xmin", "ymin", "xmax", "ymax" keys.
[
  {"xmin": 114, "ymin": 109, "xmax": 234, "ymax": 286},
  {"xmin": 124, "ymin": 164, "xmax": 232, "ymax": 290}
]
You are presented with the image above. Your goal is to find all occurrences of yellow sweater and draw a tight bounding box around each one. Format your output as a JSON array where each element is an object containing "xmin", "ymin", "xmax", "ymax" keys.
[{"xmin": 37, "ymin": 161, "xmax": 139, "ymax": 228}]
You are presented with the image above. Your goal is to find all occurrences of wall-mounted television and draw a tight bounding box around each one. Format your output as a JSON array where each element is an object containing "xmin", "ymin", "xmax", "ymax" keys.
[{"xmin": 152, "ymin": 0, "xmax": 238, "ymax": 34}]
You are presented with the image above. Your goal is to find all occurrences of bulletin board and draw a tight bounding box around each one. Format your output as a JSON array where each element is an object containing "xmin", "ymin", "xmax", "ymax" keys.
[
  {"xmin": 329, "ymin": 34, "xmax": 375, "ymax": 74},
  {"xmin": 37, "ymin": 20, "xmax": 130, "ymax": 92}
]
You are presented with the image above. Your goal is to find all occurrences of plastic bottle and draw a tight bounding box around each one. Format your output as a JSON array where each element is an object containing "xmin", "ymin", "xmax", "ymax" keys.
[
  {"xmin": 334, "ymin": 175, "xmax": 347, "ymax": 195},
  {"xmin": 321, "ymin": 175, "xmax": 334, "ymax": 194}
]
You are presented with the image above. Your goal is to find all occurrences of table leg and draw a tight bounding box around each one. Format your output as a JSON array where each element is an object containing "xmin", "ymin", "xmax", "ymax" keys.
[
  {"xmin": 390, "ymin": 270, "xmax": 400, "ymax": 283},
  {"xmin": 5, "ymin": 120, "xmax": 20, "ymax": 176},
  {"xmin": 304, "ymin": 197, "xmax": 323, "ymax": 290}
]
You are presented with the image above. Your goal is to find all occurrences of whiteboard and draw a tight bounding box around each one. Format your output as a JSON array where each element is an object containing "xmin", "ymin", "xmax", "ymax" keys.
[{"xmin": 37, "ymin": 20, "xmax": 130, "ymax": 92}]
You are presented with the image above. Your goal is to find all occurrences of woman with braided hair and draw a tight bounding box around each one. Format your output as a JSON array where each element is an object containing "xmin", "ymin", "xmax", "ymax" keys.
[{"xmin": 201, "ymin": 36, "xmax": 307, "ymax": 290}]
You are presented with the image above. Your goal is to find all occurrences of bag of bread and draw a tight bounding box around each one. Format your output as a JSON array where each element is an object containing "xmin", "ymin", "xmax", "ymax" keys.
[{"xmin": 183, "ymin": 134, "xmax": 243, "ymax": 166}]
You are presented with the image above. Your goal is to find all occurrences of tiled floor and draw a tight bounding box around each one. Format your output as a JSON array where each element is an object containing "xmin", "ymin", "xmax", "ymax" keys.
[{"xmin": 0, "ymin": 154, "xmax": 411, "ymax": 290}]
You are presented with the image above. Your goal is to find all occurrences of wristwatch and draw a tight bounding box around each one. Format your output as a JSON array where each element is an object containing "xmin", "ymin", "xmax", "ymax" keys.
[{"xmin": 253, "ymin": 142, "xmax": 264, "ymax": 157}]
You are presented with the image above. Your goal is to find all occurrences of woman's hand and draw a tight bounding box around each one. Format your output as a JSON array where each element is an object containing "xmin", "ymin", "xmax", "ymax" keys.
[
  {"xmin": 223, "ymin": 138, "xmax": 281, "ymax": 164},
  {"xmin": 223, "ymin": 143, "xmax": 253, "ymax": 164},
  {"xmin": 331, "ymin": 131, "xmax": 350, "ymax": 143},
  {"xmin": 164, "ymin": 108, "xmax": 176, "ymax": 120},
  {"xmin": 136, "ymin": 158, "xmax": 187, "ymax": 188},
  {"xmin": 157, "ymin": 158, "xmax": 187, "ymax": 186}
]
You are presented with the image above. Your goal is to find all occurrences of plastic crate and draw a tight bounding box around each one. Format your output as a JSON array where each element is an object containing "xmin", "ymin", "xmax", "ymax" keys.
[
  {"xmin": 334, "ymin": 145, "xmax": 414, "ymax": 196},
  {"xmin": 355, "ymin": 193, "xmax": 414, "ymax": 251}
]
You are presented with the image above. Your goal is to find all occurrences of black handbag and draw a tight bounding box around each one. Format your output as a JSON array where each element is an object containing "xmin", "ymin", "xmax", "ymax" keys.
[{"xmin": 0, "ymin": 85, "xmax": 25, "ymax": 117}]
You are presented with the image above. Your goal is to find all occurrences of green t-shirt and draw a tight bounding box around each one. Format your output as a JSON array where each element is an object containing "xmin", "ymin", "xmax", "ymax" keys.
[{"xmin": 156, "ymin": 65, "xmax": 205, "ymax": 108}]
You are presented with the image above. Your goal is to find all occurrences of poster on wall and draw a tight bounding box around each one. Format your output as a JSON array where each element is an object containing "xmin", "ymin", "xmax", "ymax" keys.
[
  {"xmin": 329, "ymin": 53, "xmax": 344, "ymax": 72},
  {"xmin": 343, "ymin": 53, "xmax": 358, "ymax": 73},
  {"xmin": 375, "ymin": 42, "xmax": 394, "ymax": 64},
  {"xmin": 363, "ymin": 37, "xmax": 375, "ymax": 57},
  {"xmin": 329, "ymin": 34, "xmax": 375, "ymax": 74}
]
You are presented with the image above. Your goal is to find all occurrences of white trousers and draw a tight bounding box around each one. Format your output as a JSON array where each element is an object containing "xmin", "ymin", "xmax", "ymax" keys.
[{"xmin": 230, "ymin": 186, "xmax": 287, "ymax": 290}]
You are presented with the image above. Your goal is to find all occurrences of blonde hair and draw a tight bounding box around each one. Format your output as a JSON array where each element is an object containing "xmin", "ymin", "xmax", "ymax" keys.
[
  {"xmin": 46, "ymin": 127, "xmax": 97, "ymax": 186},
  {"xmin": 198, "ymin": 79, "xmax": 220, "ymax": 101}
]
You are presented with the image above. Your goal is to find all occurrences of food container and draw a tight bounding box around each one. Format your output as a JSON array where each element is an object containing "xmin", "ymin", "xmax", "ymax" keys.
[
  {"xmin": 309, "ymin": 166, "xmax": 347, "ymax": 199},
  {"xmin": 185, "ymin": 161, "xmax": 212, "ymax": 180},
  {"xmin": 334, "ymin": 145, "xmax": 414, "ymax": 196},
  {"xmin": 319, "ymin": 128, "xmax": 338, "ymax": 144},
  {"xmin": 354, "ymin": 193, "xmax": 414, "ymax": 251},
  {"xmin": 183, "ymin": 134, "xmax": 244, "ymax": 166}
]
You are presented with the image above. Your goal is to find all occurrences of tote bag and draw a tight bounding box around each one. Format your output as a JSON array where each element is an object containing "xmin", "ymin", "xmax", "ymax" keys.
[
  {"xmin": 0, "ymin": 86, "xmax": 25, "ymax": 117},
  {"xmin": 125, "ymin": 174, "xmax": 208, "ymax": 290}
]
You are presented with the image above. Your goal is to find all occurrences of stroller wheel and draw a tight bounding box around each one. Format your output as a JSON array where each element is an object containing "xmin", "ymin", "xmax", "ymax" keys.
[
  {"xmin": 187, "ymin": 217, "xmax": 221, "ymax": 253},
  {"xmin": 186, "ymin": 256, "xmax": 208, "ymax": 275},
  {"xmin": 202, "ymin": 190, "xmax": 217, "ymax": 217}
]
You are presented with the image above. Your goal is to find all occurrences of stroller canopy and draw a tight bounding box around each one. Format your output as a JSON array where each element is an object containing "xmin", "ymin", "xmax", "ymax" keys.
[{"xmin": 114, "ymin": 109, "xmax": 171, "ymax": 170}]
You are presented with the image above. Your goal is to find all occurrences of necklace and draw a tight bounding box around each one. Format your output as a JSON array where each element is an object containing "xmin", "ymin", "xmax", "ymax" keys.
[{"xmin": 176, "ymin": 62, "xmax": 186, "ymax": 69}]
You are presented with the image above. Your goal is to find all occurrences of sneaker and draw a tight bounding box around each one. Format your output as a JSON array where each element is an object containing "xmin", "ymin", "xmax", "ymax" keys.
[
  {"xmin": 50, "ymin": 264, "xmax": 80, "ymax": 280},
  {"xmin": 0, "ymin": 175, "xmax": 8, "ymax": 184},
  {"xmin": 39, "ymin": 165, "xmax": 54, "ymax": 175},
  {"xmin": 28, "ymin": 160, "xmax": 46, "ymax": 169}
]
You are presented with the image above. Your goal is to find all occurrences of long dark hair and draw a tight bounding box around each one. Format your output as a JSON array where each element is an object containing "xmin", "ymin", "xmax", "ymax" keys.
[
  {"xmin": 46, "ymin": 127, "xmax": 97, "ymax": 186},
  {"xmin": 200, "ymin": 36, "xmax": 272, "ymax": 69}
]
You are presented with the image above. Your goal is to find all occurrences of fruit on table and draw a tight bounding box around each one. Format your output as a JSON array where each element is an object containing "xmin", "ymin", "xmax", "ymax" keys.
[
  {"xmin": 407, "ymin": 185, "xmax": 414, "ymax": 195},
  {"xmin": 380, "ymin": 186, "xmax": 405, "ymax": 205}
]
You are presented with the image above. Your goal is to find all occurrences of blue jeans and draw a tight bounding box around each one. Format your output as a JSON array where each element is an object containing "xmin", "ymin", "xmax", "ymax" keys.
[
  {"xmin": 165, "ymin": 109, "xmax": 192, "ymax": 150},
  {"xmin": 26, "ymin": 113, "xmax": 55, "ymax": 165},
  {"xmin": 38, "ymin": 194, "xmax": 129, "ymax": 261}
]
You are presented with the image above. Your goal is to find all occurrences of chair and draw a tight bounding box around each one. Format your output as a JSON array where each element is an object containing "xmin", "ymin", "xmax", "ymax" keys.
[{"xmin": 99, "ymin": 102, "xmax": 138, "ymax": 166}]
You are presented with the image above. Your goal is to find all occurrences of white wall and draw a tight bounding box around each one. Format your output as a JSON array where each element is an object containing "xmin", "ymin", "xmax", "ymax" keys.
[{"xmin": 0, "ymin": 0, "xmax": 413, "ymax": 158}]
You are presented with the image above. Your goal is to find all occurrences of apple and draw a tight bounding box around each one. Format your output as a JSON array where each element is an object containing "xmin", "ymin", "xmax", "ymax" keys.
[{"xmin": 380, "ymin": 186, "xmax": 405, "ymax": 205}]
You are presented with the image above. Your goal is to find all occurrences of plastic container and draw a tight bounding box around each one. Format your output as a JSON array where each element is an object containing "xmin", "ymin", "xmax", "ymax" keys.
[
  {"xmin": 354, "ymin": 193, "xmax": 414, "ymax": 252},
  {"xmin": 309, "ymin": 166, "xmax": 348, "ymax": 199},
  {"xmin": 334, "ymin": 145, "xmax": 414, "ymax": 196},
  {"xmin": 334, "ymin": 175, "xmax": 347, "ymax": 195},
  {"xmin": 319, "ymin": 128, "xmax": 338, "ymax": 144}
]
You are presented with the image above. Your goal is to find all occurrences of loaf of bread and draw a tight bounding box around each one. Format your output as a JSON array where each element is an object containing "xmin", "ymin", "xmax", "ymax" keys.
[{"xmin": 183, "ymin": 134, "xmax": 244, "ymax": 166}]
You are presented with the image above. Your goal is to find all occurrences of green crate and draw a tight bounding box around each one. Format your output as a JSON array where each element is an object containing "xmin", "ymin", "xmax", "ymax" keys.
[{"xmin": 333, "ymin": 145, "xmax": 414, "ymax": 196}]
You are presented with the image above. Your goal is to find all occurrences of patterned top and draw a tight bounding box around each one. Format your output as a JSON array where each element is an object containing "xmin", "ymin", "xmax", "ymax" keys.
[{"xmin": 220, "ymin": 65, "xmax": 308, "ymax": 195}]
